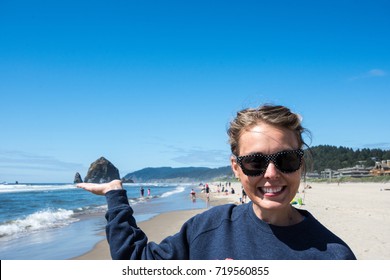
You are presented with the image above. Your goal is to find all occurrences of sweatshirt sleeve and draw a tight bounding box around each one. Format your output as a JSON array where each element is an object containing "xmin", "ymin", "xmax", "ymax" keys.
[{"xmin": 104, "ymin": 190, "xmax": 191, "ymax": 260}]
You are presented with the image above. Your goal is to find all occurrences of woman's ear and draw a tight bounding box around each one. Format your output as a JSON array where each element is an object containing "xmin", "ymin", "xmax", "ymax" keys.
[{"xmin": 230, "ymin": 155, "xmax": 240, "ymax": 179}]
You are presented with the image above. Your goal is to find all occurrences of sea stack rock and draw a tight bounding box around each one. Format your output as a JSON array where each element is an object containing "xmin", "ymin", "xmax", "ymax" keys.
[
  {"xmin": 121, "ymin": 177, "xmax": 134, "ymax": 183},
  {"xmin": 84, "ymin": 157, "xmax": 120, "ymax": 183},
  {"xmin": 73, "ymin": 172, "xmax": 83, "ymax": 184}
]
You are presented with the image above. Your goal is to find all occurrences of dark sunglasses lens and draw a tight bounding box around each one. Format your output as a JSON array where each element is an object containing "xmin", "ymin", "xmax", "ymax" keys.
[
  {"xmin": 275, "ymin": 151, "xmax": 302, "ymax": 172},
  {"xmin": 241, "ymin": 156, "xmax": 268, "ymax": 175}
]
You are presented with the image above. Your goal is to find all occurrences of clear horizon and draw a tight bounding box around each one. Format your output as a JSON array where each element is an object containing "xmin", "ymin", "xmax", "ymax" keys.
[{"xmin": 1, "ymin": 0, "xmax": 389, "ymax": 183}]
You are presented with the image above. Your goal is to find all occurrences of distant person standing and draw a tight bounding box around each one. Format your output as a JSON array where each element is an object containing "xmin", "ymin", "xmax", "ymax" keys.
[
  {"xmin": 147, "ymin": 188, "xmax": 151, "ymax": 196},
  {"xmin": 140, "ymin": 187, "xmax": 145, "ymax": 197},
  {"xmin": 241, "ymin": 186, "xmax": 247, "ymax": 203},
  {"xmin": 205, "ymin": 184, "xmax": 210, "ymax": 201},
  {"xmin": 190, "ymin": 189, "xmax": 196, "ymax": 202}
]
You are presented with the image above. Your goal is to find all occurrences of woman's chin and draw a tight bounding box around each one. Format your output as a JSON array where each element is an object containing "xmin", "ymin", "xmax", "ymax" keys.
[{"xmin": 251, "ymin": 194, "xmax": 292, "ymax": 211}]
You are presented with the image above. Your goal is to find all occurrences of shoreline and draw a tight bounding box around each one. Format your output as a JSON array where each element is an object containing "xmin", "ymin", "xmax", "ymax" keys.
[{"xmin": 73, "ymin": 181, "xmax": 390, "ymax": 260}]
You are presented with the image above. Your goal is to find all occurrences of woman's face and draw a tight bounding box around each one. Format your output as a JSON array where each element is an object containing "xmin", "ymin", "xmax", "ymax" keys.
[{"xmin": 231, "ymin": 123, "xmax": 302, "ymax": 215}]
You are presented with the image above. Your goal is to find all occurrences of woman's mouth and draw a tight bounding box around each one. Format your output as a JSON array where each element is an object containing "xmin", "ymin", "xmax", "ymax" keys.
[{"xmin": 258, "ymin": 186, "xmax": 286, "ymax": 196}]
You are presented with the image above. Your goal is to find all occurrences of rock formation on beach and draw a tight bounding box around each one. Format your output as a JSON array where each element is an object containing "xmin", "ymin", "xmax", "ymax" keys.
[
  {"xmin": 73, "ymin": 172, "xmax": 83, "ymax": 183},
  {"xmin": 84, "ymin": 157, "xmax": 120, "ymax": 183},
  {"xmin": 121, "ymin": 177, "xmax": 134, "ymax": 183}
]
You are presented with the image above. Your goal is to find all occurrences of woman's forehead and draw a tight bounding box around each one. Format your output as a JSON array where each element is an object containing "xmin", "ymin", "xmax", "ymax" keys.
[{"xmin": 239, "ymin": 124, "xmax": 299, "ymax": 154}]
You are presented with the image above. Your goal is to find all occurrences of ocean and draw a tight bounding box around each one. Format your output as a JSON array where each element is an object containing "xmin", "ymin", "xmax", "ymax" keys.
[{"xmin": 0, "ymin": 182, "xmax": 207, "ymax": 260}]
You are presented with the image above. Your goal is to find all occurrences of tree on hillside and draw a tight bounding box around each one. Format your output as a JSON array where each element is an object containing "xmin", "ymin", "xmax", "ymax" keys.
[{"xmin": 304, "ymin": 145, "xmax": 390, "ymax": 172}]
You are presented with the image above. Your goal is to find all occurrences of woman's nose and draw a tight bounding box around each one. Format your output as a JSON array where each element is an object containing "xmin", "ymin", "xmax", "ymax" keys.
[{"xmin": 263, "ymin": 162, "xmax": 280, "ymax": 178}]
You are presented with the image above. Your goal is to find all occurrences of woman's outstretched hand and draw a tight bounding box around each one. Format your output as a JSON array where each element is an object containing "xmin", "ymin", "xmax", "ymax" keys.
[{"xmin": 77, "ymin": 179, "xmax": 123, "ymax": 195}]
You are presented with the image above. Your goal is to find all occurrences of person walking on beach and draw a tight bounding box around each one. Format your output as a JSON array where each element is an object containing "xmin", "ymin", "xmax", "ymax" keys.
[
  {"xmin": 205, "ymin": 183, "xmax": 210, "ymax": 201},
  {"xmin": 241, "ymin": 186, "xmax": 247, "ymax": 203},
  {"xmin": 78, "ymin": 104, "xmax": 356, "ymax": 260},
  {"xmin": 190, "ymin": 188, "xmax": 196, "ymax": 202},
  {"xmin": 140, "ymin": 187, "xmax": 144, "ymax": 197}
]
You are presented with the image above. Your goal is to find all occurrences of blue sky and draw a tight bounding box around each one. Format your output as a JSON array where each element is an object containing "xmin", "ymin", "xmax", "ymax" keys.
[{"xmin": 1, "ymin": 0, "xmax": 389, "ymax": 183}]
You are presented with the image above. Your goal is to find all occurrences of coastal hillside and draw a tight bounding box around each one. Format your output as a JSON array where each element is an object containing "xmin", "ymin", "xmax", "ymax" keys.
[
  {"xmin": 123, "ymin": 166, "xmax": 233, "ymax": 183},
  {"xmin": 306, "ymin": 145, "xmax": 390, "ymax": 172}
]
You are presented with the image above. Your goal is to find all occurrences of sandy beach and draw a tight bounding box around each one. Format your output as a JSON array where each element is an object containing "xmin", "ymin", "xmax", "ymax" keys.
[
  {"xmin": 74, "ymin": 181, "xmax": 390, "ymax": 260},
  {"xmin": 297, "ymin": 182, "xmax": 390, "ymax": 260}
]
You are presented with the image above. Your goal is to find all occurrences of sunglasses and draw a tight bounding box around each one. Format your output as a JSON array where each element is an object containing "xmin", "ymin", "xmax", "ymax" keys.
[{"xmin": 235, "ymin": 149, "xmax": 304, "ymax": 177}]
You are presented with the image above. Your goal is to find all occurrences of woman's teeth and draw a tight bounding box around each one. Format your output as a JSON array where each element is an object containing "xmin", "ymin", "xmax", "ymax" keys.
[{"xmin": 261, "ymin": 187, "xmax": 283, "ymax": 193}]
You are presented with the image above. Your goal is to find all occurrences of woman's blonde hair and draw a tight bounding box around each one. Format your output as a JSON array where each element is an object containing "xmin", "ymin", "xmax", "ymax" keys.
[{"xmin": 227, "ymin": 104, "xmax": 309, "ymax": 156}]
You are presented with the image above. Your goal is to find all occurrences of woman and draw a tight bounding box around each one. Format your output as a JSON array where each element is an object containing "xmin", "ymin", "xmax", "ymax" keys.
[{"xmin": 78, "ymin": 104, "xmax": 356, "ymax": 260}]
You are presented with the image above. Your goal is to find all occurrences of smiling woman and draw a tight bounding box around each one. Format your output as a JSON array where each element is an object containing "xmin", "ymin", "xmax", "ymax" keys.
[
  {"xmin": 228, "ymin": 105, "xmax": 307, "ymax": 226},
  {"xmin": 78, "ymin": 104, "xmax": 356, "ymax": 260}
]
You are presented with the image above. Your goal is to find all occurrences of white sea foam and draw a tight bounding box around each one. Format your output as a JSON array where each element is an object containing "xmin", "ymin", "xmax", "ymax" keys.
[
  {"xmin": 0, "ymin": 184, "xmax": 76, "ymax": 193},
  {"xmin": 160, "ymin": 186, "xmax": 185, "ymax": 198},
  {"xmin": 0, "ymin": 209, "xmax": 77, "ymax": 238}
]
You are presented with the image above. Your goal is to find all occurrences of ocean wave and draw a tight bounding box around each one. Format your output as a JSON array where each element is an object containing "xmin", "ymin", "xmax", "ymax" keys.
[
  {"xmin": 128, "ymin": 195, "xmax": 154, "ymax": 205},
  {"xmin": 160, "ymin": 186, "xmax": 185, "ymax": 198},
  {"xmin": 0, "ymin": 209, "xmax": 77, "ymax": 239},
  {"xmin": 72, "ymin": 204, "xmax": 107, "ymax": 215},
  {"xmin": 126, "ymin": 186, "xmax": 186, "ymax": 204},
  {"xmin": 0, "ymin": 184, "xmax": 76, "ymax": 193}
]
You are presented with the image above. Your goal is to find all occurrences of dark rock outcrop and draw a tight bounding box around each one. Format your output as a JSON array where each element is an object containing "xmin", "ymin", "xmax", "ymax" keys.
[
  {"xmin": 121, "ymin": 177, "xmax": 134, "ymax": 183},
  {"xmin": 84, "ymin": 157, "xmax": 120, "ymax": 183},
  {"xmin": 73, "ymin": 172, "xmax": 83, "ymax": 184}
]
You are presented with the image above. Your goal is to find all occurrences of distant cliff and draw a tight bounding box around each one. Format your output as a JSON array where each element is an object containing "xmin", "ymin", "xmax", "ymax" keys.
[{"xmin": 123, "ymin": 166, "xmax": 233, "ymax": 183}]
